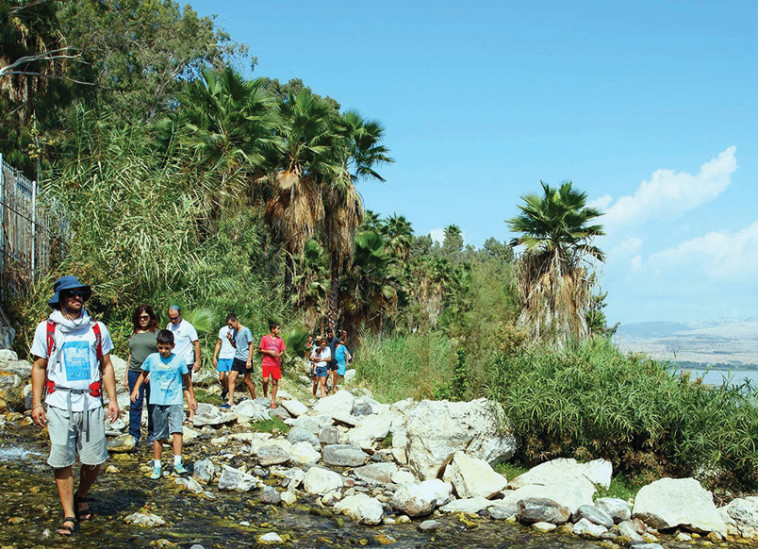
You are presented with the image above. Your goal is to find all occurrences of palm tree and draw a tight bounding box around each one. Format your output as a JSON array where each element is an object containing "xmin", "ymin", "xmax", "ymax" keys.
[
  {"xmin": 322, "ymin": 111, "xmax": 392, "ymax": 330},
  {"xmin": 381, "ymin": 213, "xmax": 414, "ymax": 261},
  {"xmin": 507, "ymin": 181, "xmax": 605, "ymax": 347},
  {"xmin": 292, "ymin": 239, "xmax": 329, "ymax": 328},
  {"xmin": 157, "ymin": 66, "xmax": 279, "ymax": 230},
  {"xmin": 265, "ymin": 89, "xmax": 337, "ymax": 296}
]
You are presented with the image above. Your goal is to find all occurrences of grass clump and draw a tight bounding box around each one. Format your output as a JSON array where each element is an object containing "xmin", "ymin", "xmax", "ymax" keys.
[
  {"xmin": 487, "ymin": 337, "xmax": 758, "ymax": 491},
  {"xmin": 251, "ymin": 417, "xmax": 290, "ymax": 435},
  {"xmin": 193, "ymin": 388, "xmax": 220, "ymax": 404}
]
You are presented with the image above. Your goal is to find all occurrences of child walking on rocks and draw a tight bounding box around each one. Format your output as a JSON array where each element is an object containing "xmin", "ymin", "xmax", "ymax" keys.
[{"xmin": 130, "ymin": 329, "xmax": 196, "ymax": 479}]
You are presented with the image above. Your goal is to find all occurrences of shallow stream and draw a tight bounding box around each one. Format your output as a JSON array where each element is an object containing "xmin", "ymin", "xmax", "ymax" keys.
[{"xmin": 0, "ymin": 421, "xmax": 745, "ymax": 549}]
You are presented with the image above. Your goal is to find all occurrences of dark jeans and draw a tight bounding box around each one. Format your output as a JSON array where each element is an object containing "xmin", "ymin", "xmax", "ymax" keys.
[{"xmin": 128, "ymin": 370, "xmax": 154, "ymax": 443}]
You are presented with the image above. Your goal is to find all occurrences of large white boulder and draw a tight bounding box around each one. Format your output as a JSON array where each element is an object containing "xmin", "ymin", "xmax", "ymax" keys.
[
  {"xmin": 334, "ymin": 494, "xmax": 384, "ymax": 525},
  {"xmin": 442, "ymin": 451, "xmax": 507, "ymax": 499},
  {"xmin": 632, "ymin": 477, "xmax": 727, "ymax": 535},
  {"xmin": 280, "ymin": 398, "xmax": 309, "ymax": 417},
  {"xmin": 504, "ymin": 479, "xmax": 595, "ymax": 515},
  {"xmin": 218, "ymin": 465, "xmax": 262, "ymax": 492},
  {"xmin": 508, "ymin": 458, "xmax": 611, "ymax": 490},
  {"xmin": 234, "ymin": 399, "xmax": 270, "ymax": 422},
  {"xmin": 390, "ymin": 479, "xmax": 453, "ymax": 517},
  {"xmin": 347, "ymin": 412, "xmax": 392, "ymax": 449},
  {"xmin": 289, "ymin": 441, "xmax": 321, "ymax": 465},
  {"xmin": 401, "ymin": 398, "xmax": 516, "ymax": 480},
  {"xmin": 311, "ymin": 390, "xmax": 356, "ymax": 419},
  {"xmin": 303, "ymin": 466, "xmax": 344, "ymax": 495},
  {"xmin": 192, "ymin": 403, "xmax": 237, "ymax": 427},
  {"xmin": 440, "ymin": 497, "xmax": 492, "ymax": 514},
  {"xmin": 720, "ymin": 496, "xmax": 758, "ymax": 539}
]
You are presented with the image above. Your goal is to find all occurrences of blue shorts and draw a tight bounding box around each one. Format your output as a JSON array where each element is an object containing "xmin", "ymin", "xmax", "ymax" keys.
[
  {"xmin": 217, "ymin": 358, "xmax": 233, "ymax": 372},
  {"xmin": 315, "ymin": 365, "xmax": 328, "ymax": 378}
]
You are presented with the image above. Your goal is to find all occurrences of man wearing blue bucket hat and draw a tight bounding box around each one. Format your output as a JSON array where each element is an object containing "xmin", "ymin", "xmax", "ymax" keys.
[{"xmin": 30, "ymin": 275, "xmax": 120, "ymax": 536}]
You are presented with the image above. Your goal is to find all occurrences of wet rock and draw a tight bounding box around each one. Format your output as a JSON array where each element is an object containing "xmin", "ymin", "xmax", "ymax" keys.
[
  {"xmin": 280, "ymin": 491, "xmax": 297, "ymax": 505},
  {"xmin": 260, "ymin": 486, "xmax": 281, "ymax": 504},
  {"xmin": 629, "ymin": 544, "xmax": 663, "ymax": 549},
  {"xmin": 124, "ymin": 512, "xmax": 166, "ymax": 527},
  {"xmin": 280, "ymin": 468, "xmax": 305, "ymax": 490},
  {"xmin": 288, "ymin": 426, "xmax": 320, "ymax": 447},
  {"xmin": 192, "ymin": 459, "xmax": 218, "ymax": 484},
  {"xmin": 574, "ymin": 504, "xmax": 614, "ymax": 529},
  {"xmin": 218, "ymin": 465, "xmax": 261, "ymax": 491},
  {"xmin": 632, "ymin": 477, "xmax": 727, "ymax": 535},
  {"xmin": 595, "ymin": 497, "xmax": 631, "ymax": 523},
  {"xmin": 417, "ymin": 519, "xmax": 441, "ymax": 533},
  {"xmin": 517, "ymin": 497, "xmax": 571, "ymax": 525},
  {"xmin": 281, "ymin": 398, "xmax": 308, "ymax": 417},
  {"xmin": 192, "ymin": 403, "xmax": 236, "ymax": 427},
  {"xmin": 233, "ymin": 399, "xmax": 270, "ymax": 422},
  {"xmin": 107, "ymin": 434, "xmax": 136, "ymax": 453},
  {"xmin": 322, "ymin": 444, "xmax": 367, "ymax": 467},
  {"xmin": 258, "ymin": 532, "xmax": 283, "ymax": 544},
  {"xmin": 312, "ymin": 390, "xmax": 356, "ymax": 419},
  {"xmin": 532, "ymin": 522, "xmax": 556, "ymax": 532},
  {"xmin": 572, "ymin": 517, "xmax": 608, "ymax": 537},
  {"xmin": 440, "ymin": 497, "xmax": 491, "ymax": 514},
  {"xmin": 617, "ymin": 520, "xmax": 645, "ymax": 542},
  {"xmin": 304, "ymin": 466, "xmax": 344, "ymax": 495},
  {"xmin": 719, "ymin": 496, "xmax": 758, "ymax": 539},
  {"xmin": 442, "ymin": 451, "xmax": 507, "ymax": 499},
  {"xmin": 334, "ymin": 493, "xmax": 384, "ymax": 525},
  {"xmin": 402, "ymin": 398, "xmax": 516, "ymax": 480},
  {"xmin": 289, "ymin": 441, "xmax": 321, "ymax": 465},
  {"xmin": 255, "ymin": 445, "xmax": 290, "ymax": 466},
  {"xmin": 487, "ymin": 499, "xmax": 519, "ymax": 520},
  {"xmin": 390, "ymin": 479, "xmax": 453, "ymax": 517},
  {"xmin": 319, "ymin": 426, "xmax": 342, "ymax": 445},
  {"xmin": 175, "ymin": 476, "xmax": 204, "ymax": 494},
  {"xmin": 353, "ymin": 462, "xmax": 397, "ymax": 485}
]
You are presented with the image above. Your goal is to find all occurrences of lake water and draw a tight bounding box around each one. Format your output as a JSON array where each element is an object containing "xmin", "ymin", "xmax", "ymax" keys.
[{"xmin": 672, "ymin": 367, "xmax": 758, "ymax": 388}]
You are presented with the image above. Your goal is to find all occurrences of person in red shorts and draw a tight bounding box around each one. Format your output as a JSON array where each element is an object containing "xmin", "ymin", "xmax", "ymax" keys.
[{"xmin": 260, "ymin": 321, "xmax": 286, "ymax": 408}]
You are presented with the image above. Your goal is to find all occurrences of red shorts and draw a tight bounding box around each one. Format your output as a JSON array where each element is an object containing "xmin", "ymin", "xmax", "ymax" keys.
[{"xmin": 262, "ymin": 364, "xmax": 281, "ymax": 380}]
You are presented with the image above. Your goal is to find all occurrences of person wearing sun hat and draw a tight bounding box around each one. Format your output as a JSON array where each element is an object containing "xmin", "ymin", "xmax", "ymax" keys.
[{"xmin": 29, "ymin": 275, "xmax": 120, "ymax": 536}]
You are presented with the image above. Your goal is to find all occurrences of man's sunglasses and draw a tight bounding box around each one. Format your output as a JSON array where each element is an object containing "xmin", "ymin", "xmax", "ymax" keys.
[{"xmin": 62, "ymin": 289, "xmax": 86, "ymax": 298}]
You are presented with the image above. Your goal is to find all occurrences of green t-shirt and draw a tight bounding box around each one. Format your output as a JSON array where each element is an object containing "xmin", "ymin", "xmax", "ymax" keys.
[{"xmin": 128, "ymin": 331, "xmax": 158, "ymax": 372}]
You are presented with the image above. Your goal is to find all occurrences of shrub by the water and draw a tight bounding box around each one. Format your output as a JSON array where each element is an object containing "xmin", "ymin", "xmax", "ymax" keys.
[{"xmin": 487, "ymin": 337, "xmax": 758, "ymax": 491}]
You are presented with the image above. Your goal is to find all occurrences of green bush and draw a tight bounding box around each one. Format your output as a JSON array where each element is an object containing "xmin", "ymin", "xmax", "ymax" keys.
[{"xmin": 487, "ymin": 337, "xmax": 758, "ymax": 491}]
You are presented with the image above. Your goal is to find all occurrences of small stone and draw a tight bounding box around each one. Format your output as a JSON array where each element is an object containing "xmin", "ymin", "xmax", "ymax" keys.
[
  {"xmin": 260, "ymin": 486, "xmax": 282, "ymax": 505},
  {"xmin": 105, "ymin": 465, "xmax": 119, "ymax": 473},
  {"xmin": 280, "ymin": 491, "xmax": 296, "ymax": 505},
  {"xmin": 374, "ymin": 534, "xmax": 396, "ymax": 545},
  {"xmin": 240, "ymin": 521, "xmax": 250, "ymax": 526},
  {"xmin": 572, "ymin": 517, "xmax": 608, "ymax": 537},
  {"xmin": 258, "ymin": 532, "xmax": 283, "ymax": 544},
  {"xmin": 124, "ymin": 512, "xmax": 166, "ymax": 527},
  {"xmin": 676, "ymin": 532, "xmax": 693, "ymax": 541},
  {"xmin": 532, "ymin": 521, "xmax": 557, "ymax": 532},
  {"xmin": 417, "ymin": 519, "xmax": 441, "ymax": 533}
]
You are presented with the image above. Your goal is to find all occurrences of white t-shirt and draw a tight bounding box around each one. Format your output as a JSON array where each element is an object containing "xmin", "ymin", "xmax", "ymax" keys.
[
  {"xmin": 167, "ymin": 319, "xmax": 198, "ymax": 365},
  {"xmin": 217, "ymin": 326, "xmax": 235, "ymax": 360},
  {"xmin": 310, "ymin": 346, "xmax": 331, "ymax": 368},
  {"xmin": 32, "ymin": 316, "xmax": 114, "ymax": 412}
]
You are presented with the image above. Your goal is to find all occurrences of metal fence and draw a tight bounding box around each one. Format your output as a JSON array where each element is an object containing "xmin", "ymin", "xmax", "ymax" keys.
[{"xmin": 0, "ymin": 153, "xmax": 60, "ymax": 303}]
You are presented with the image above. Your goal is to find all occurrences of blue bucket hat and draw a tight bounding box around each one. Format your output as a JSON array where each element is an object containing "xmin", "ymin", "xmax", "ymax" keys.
[{"xmin": 48, "ymin": 275, "xmax": 92, "ymax": 307}]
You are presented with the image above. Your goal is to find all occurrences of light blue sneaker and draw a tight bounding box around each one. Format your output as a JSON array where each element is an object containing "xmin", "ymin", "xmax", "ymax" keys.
[
  {"xmin": 150, "ymin": 466, "xmax": 162, "ymax": 480},
  {"xmin": 174, "ymin": 463, "xmax": 188, "ymax": 475}
]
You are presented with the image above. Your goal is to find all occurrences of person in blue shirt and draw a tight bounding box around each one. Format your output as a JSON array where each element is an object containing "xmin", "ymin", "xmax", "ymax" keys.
[
  {"xmin": 130, "ymin": 329, "xmax": 196, "ymax": 479},
  {"xmin": 333, "ymin": 337, "xmax": 351, "ymax": 393}
]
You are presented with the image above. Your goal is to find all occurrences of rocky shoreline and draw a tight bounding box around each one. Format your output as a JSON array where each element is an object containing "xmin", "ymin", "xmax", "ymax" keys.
[{"xmin": 1, "ymin": 349, "xmax": 757, "ymax": 548}]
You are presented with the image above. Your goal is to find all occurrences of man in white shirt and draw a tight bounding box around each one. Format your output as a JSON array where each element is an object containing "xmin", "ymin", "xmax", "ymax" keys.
[
  {"xmin": 166, "ymin": 305, "xmax": 200, "ymax": 421},
  {"xmin": 212, "ymin": 313, "xmax": 238, "ymax": 400}
]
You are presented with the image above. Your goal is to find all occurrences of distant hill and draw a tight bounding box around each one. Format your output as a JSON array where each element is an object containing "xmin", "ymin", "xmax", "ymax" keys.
[{"xmin": 615, "ymin": 319, "xmax": 758, "ymax": 369}]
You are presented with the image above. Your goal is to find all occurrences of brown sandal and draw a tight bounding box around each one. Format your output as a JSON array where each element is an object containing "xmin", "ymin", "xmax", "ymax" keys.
[{"xmin": 56, "ymin": 517, "xmax": 78, "ymax": 536}]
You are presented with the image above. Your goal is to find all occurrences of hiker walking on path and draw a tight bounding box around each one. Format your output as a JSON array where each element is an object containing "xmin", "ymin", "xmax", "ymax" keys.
[
  {"xmin": 311, "ymin": 336, "xmax": 331, "ymax": 398},
  {"xmin": 125, "ymin": 305, "xmax": 158, "ymax": 446},
  {"xmin": 30, "ymin": 276, "xmax": 120, "ymax": 536},
  {"xmin": 166, "ymin": 305, "xmax": 200, "ymax": 422},
  {"xmin": 212, "ymin": 314, "xmax": 237, "ymax": 401},
  {"xmin": 130, "ymin": 329, "xmax": 196, "ymax": 479},
  {"xmin": 260, "ymin": 321, "xmax": 286, "ymax": 409},
  {"xmin": 333, "ymin": 337, "xmax": 351, "ymax": 393},
  {"xmin": 220, "ymin": 314, "xmax": 255, "ymax": 408}
]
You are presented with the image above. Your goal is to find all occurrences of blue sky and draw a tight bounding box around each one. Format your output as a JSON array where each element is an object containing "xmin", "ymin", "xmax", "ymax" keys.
[{"xmin": 189, "ymin": 1, "xmax": 758, "ymax": 326}]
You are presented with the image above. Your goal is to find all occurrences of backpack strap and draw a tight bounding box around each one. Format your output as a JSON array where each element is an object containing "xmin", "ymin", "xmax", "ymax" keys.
[
  {"xmin": 91, "ymin": 321, "xmax": 103, "ymax": 361},
  {"xmin": 46, "ymin": 319, "xmax": 56, "ymax": 357}
]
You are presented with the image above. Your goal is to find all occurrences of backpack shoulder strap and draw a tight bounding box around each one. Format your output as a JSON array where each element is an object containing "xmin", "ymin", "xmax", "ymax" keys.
[
  {"xmin": 91, "ymin": 321, "xmax": 103, "ymax": 361},
  {"xmin": 46, "ymin": 319, "xmax": 56, "ymax": 357}
]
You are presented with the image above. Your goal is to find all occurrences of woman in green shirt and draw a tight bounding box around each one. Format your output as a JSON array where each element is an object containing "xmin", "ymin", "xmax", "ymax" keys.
[{"xmin": 125, "ymin": 304, "xmax": 158, "ymax": 445}]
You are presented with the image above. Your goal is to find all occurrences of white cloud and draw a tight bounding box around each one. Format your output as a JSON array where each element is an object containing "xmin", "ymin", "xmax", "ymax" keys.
[
  {"xmin": 429, "ymin": 228, "xmax": 445, "ymax": 244},
  {"xmin": 645, "ymin": 219, "xmax": 758, "ymax": 281},
  {"xmin": 600, "ymin": 146, "xmax": 737, "ymax": 232}
]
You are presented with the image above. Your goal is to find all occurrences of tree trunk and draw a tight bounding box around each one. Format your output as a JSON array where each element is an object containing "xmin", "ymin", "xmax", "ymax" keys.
[
  {"xmin": 284, "ymin": 253, "xmax": 294, "ymax": 300},
  {"xmin": 328, "ymin": 250, "xmax": 340, "ymax": 332}
]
